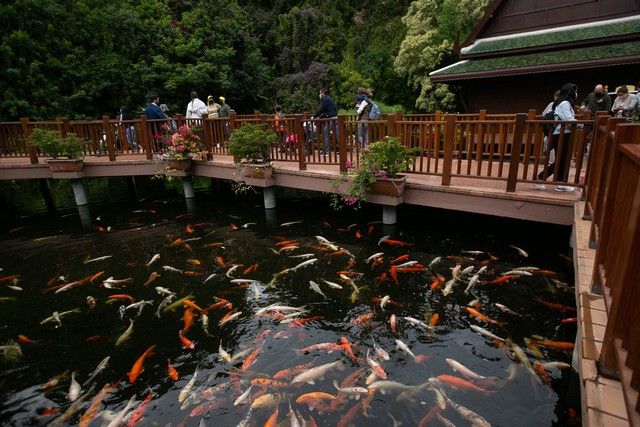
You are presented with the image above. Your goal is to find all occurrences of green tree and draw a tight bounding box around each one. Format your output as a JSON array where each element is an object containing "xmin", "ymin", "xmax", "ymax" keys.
[{"xmin": 394, "ymin": 0, "xmax": 489, "ymax": 111}]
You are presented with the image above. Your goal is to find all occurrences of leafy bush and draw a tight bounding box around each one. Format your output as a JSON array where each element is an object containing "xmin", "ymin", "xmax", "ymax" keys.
[
  {"xmin": 29, "ymin": 128, "xmax": 86, "ymax": 160},
  {"xmin": 228, "ymin": 124, "xmax": 276, "ymax": 163},
  {"xmin": 330, "ymin": 136, "xmax": 418, "ymax": 209}
]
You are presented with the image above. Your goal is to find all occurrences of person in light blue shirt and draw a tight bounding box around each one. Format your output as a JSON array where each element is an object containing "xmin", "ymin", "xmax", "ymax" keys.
[{"xmin": 537, "ymin": 83, "xmax": 578, "ymax": 191}]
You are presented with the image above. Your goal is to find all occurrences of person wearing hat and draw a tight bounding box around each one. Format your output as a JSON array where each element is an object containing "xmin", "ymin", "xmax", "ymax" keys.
[
  {"xmin": 218, "ymin": 96, "xmax": 231, "ymax": 118},
  {"xmin": 207, "ymin": 95, "xmax": 221, "ymax": 118},
  {"xmin": 186, "ymin": 90, "xmax": 207, "ymax": 119}
]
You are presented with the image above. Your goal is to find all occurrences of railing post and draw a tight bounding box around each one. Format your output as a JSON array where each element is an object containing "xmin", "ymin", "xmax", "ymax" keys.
[
  {"xmin": 478, "ymin": 109, "xmax": 486, "ymax": 120},
  {"xmin": 395, "ymin": 111, "xmax": 402, "ymax": 138},
  {"xmin": 296, "ymin": 114, "xmax": 307, "ymax": 171},
  {"xmin": 441, "ymin": 114, "xmax": 456, "ymax": 186},
  {"xmin": 386, "ymin": 113, "xmax": 396, "ymax": 137},
  {"xmin": 139, "ymin": 116, "xmax": 153, "ymax": 160},
  {"xmin": 338, "ymin": 115, "xmax": 348, "ymax": 173},
  {"xmin": 203, "ymin": 118, "xmax": 213, "ymax": 161},
  {"xmin": 230, "ymin": 111, "xmax": 238, "ymax": 130},
  {"xmin": 21, "ymin": 118, "xmax": 38, "ymax": 164},
  {"xmin": 582, "ymin": 111, "xmax": 610, "ymax": 206},
  {"xmin": 254, "ymin": 110, "xmax": 262, "ymax": 124},
  {"xmin": 506, "ymin": 113, "xmax": 526, "ymax": 192},
  {"xmin": 102, "ymin": 116, "xmax": 116, "ymax": 161}
]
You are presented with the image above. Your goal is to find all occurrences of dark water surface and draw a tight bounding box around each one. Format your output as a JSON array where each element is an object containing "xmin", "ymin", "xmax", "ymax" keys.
[{"xmin": 0, "ymin": 181, "xmax": 579, "ymax": 426}]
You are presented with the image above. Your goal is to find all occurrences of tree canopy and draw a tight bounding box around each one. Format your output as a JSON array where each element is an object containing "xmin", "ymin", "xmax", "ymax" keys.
[{"xmin": 0, "ymin": 0, "xmax": 488, "ymax": 120}]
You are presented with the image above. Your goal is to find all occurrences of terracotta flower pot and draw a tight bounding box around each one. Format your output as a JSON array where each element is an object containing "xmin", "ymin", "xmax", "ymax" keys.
[
  {"xmin": 368, "ymin": 174, "xmax": 406, "ymax": 197},
  {"xmin": 240, "ymin": 163, "xmax": 273, "ymax": 179},
  {"xmin": 166, "ymin": 158, "xmax": 192, "ymax": 171},
  {"xmin": 46, "ymin": 159, "xmax": 84, "ymax": 173}
]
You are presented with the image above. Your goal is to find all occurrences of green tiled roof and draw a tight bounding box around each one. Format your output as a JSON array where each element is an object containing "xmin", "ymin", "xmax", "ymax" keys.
[
  {"xmin": 463, "ymin": 19, "xmax": 640, "ymax": 55},
  {"xmin": 432, "ymin": 41, "xmax": 640, "ymax": 79}
]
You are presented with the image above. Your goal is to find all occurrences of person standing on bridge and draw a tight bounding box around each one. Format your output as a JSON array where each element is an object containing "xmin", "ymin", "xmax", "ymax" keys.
[
  {"xmin": 312, "ymin": 88, "xmax": 338, "ymax": 155},
  {"xmin": 537, "ymin": 83, "xmax": 578, "ymax": 192},
  {"xmin": 185, "ymin": 91, "xmax": 207, "ymax": 120},
  {"xmin": 218, "ymin": 97, "xmax": 232, "ymax": 140},
  {"xmin": 580, "ymin": 84, "xmax": 611, "ymax": 114}
]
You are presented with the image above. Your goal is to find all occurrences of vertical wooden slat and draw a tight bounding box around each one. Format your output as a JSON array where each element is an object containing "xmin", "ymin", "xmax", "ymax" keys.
[
  {"xmin": 21, "ymin": 118, "xmax": 38, "ymax": 164},
  {"xmin": 507, "ymin": 114, "xmax": 526, "ymax": 192},
  {"xmin": 441, "ymin": 114, "xmax": 456, "ymax": 186},
  {"xmin": 102, "ymin": 116, "xmax": 116, "ymax": 161},
  {"xmin": 338, "ymin": 115, "xmax": 347, "ymax": 172},
  {"xmin": 139, "ymin": 116, "xmax": 153, "ymax": 160}
]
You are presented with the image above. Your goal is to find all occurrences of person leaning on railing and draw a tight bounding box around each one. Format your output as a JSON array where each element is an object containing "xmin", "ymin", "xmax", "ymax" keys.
[{"xmin": 536, "ymin": 83, "xmax": 579, "ymax": 192}]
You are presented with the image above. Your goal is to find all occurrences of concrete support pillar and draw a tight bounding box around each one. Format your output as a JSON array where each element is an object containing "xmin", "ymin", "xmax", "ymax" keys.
[
  {"xmin": 183, "ymin": 176, "xmax": 195, "ymax": 199},
  {"xmin": 382, "ymin": 205, "xmax": 397, "ymax": 225},
  {"xmin": 71, "ymin": 178, "xmax": 88, "ymax": 206},
  {"xmin": 265, "ymin": 208, "xmax": 278, "ymax": 228},
  {"xmin": 77, "ymin": 205, "xmax": 93, "ymax": 231},
  {"xmin": 263, "ymin": 187, "xmax": 276, "ymax": 210},
  {"xmin": 126, "ymin": 176, "xmax": 138, "ymax": 202},
  {"xmin": 39, "ymin": 178, "xmax": 55, "ymax": 212},
  {"xmin": 185, "ymin": 198, "xmax": 196, "ymax": 214}
]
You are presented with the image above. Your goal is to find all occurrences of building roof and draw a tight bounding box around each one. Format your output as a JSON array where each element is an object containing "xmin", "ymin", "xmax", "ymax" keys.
[
  {"xmin": 430, "ymin": 41, "xmax": 640, "ymax": 82},
  {"xmin": 462, "ymin": 16, "xmax": 640, "ymax": 57}
]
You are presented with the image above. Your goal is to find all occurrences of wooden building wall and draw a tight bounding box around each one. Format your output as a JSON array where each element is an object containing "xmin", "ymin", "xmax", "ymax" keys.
[{"xmin": 457, "ymin": 64, "xmax": 640, "ymax": 113}]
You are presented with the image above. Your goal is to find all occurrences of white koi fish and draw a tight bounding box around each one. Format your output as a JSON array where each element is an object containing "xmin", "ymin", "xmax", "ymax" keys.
[
  {"xmin": 218, "ymin": 342, "xmax": 232, "ymax": 363},
  {"xmin": 509, "ymin": 245, "xmax": 529, "ymax": 257},
  {"xmin": 322, "ymin": 279, "xmax": 343, "ymax": 289},
  {"xmin": 469, "ymin": 325, "xmax": 505, "ymax": 342},
  {"xmin": 395, "ymin": 339, "xmax": 417, "ymax": 360},
  {"xmin": 365, "ymin": 252, "xmax": 384, "ymax": 263},
  {"xmin": 290, "ymin": 259, "xmax": 318, "ymax": 271},
  {"xmin": 333, "ymin": 379, "xmax": 368, "ymax": 399},
  {"xmin": 309, "ymin": 281, "xmax": 327, "ymax": 299},
  {"xmin": 163, "ymin": 265, "xmax": 183, "ymax": 273},
  {"xmin": 146, "ymin": 254, "xmax": 160, "ymax": 267},
  {"xmin": 373, "ymin": 338, "xmax": 390, "ymax": 361},
  {"xmin": 234, "ymin": 385, "xmax": 253, "ymax": 406},
  {"xmin": 82, "ymin": 356, "xmax": 110, "ymax": 386},
  {"xmin": 225, "ymin": 264, "xmax": 240, "ymax": 278},
  {"xmin": 380, "ymin": 295, "xmax": 390, "ymax": 311},
  {"xmin": 292, "ymin": 360, "xmax": 344, "ymax": 384},
  {"xmin": 83, "ymin": 255, "xmax": 112, "ymax": 264},
  {"xmin": 68, "ymin": 372, "xmax": 81, "ymax": 401},
  {"xmin": 445, "ymin": 358, "xmax": 486, "ymax": 380},
  {"xmin": 495, "ymin": 303, "xmax": 521, "ymax": 316},
  {"xmin": 115, "ymin": 320, "xmax": 134, "ymax": 346}
]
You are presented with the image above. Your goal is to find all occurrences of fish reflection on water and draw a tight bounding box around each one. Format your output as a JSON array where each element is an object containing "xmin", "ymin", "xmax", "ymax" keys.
[{"xmin": 0, "ymin": 205, "xmax": 579, "ymax": 426}]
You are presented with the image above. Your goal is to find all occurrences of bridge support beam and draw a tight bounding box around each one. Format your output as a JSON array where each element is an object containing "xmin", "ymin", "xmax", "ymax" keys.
[
  {"xmin": 263, "ymin": 187, "xmax": 276, "ymax": 210},
  {"xmin": 39, "ymin": 178, "xmax": 55, "ymax": 212},
  {"xmin": 182, "ymin": 176, "xmax": 195, "ymax": 199},
  {"xmin": 126, "ymin": 176, "xmax": 138, "ymax": 202},
  {"xmin": 71, "ymin": 178, "xmax": 88, "ymax": 206},
  {"xmin": 383, "ymin": 206, "xmax": 397, "ymax": 225}
]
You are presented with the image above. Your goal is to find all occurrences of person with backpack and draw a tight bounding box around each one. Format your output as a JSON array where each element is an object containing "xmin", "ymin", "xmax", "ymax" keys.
[
  {"xmin": 356, "ymin": 89, "xmax": 372, "ymax": 148},
  {"xmin": 536, "ymin": 83, "xmax": 579, "ymax": 192}
]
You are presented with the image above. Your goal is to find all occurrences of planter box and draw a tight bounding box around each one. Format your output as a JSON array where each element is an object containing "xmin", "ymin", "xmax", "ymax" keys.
[
  {"xmin": 46, "ymin": 159, "xmax": 84, "ymax": 173},
  {"xmin": 240, "ymin": 163, "xmax": 273, "ymax": 180},
  {"xmin": 368, "ymin": 175, "xmax": 406, "ymax": 197},
  {"xmin": 166, "ymin": 158, "xmax": 192, "ymax": 171}
]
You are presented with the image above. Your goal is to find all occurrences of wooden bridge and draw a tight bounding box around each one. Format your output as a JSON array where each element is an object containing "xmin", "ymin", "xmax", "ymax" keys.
[{"xmin": 1, "ymin": 110, "xmax": 640, "ymax": 425}]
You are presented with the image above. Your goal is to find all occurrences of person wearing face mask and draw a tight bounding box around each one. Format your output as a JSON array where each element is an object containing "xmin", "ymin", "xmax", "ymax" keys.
[
  {"xmin": 312, "ymin": 88, "xmax": 338, "ymax": 155},
  {"xmin": 612, "ymin": 85, "xmax": 638, "ymax": 118},
  {"xmin": 580, "ymin": 84, "xmax": 611, "ymax": 114}
]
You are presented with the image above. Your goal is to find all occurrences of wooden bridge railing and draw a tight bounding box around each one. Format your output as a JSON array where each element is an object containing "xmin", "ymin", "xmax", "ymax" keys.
[
  {"xmin": 584, "ymin": 120, "xmax": 640, "ymax": 424},
  {"xmin": 0, "ymin": 110, "xmax": 597, "ymax": 191}
]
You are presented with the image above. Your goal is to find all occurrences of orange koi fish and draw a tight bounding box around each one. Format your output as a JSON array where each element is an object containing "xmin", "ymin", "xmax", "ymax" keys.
[
  {"xmin": 533, "ymin": 269, "xmax": 557, "ymax": 276},
  {"xmin": 183, "ymin": 299, "xmax": 207, "ymax": 313},
  {"xmin": 0, "ymin": 274, "xmax": 20, "ymax": 283},
  {"xmin": 380, "ymin": 239, "xmax": 414, "ymax": 246},
  {"xmin": 465, "ymin": 307, "xmax": 504, "ymax": 325},
  {"xmin": 366, "ymin": 351, "xmax": 387, "ymax": 379},
  {"xmin": 375, "ymin": 272, "xmax": 388, "ymax": 283},
  {"xmin": 185, "ymin": 225, "xmax": 194, "ymax": 234},
  {"xmin": 230, "ymin": 223, "xmax": 239, "ymax": 231},
  {"xmin": 354, "ymin": 230, "xmax": 363, "ymax": 239},
  {"xmin": 414, "ymin": 354, "xmax": 431, "ymax": 364},
  {"xmin": 181, "ymin": 308, "xmax": 194, "ymax": 334},
  {"xmin": 242, "ymin": 346, "xmax": 262, "ymax": 371},
  {"xmin": 243, "ymin": 263, "xmax": 258, "ymax": 275},
  {"xmin": 18, "ymin": 334, "xmax": 37, "ymax": 345},
  {"xmin": 264, "ymin": 406, "xmax": 279, "ymax": 427},
  {"xmin": 391, "ymin": 254, "xmax": 410, "ymax": 264},
  {"xmin": 390, "ymin": 314, "xmax": 398, "ymax": 335},
  {"xmin": 561, "ymin": 317, "xmax": 577, "ymax": 324},
  {"xmin": 250, "ymin": 378, "xmax": 289, "ymax": 389},
  {"xmin": 183, "ymin": 270, "xmax": 202, "ymax": 277},
  {"xmin": 531, "ymin": 339, "xmax": 575, "ymax": 351},
  {"xmin": 206, "ymin": 299, "xmax": 232, "ymax": 311},
  {"xmin": 128, "ymin": 345, "xmax": 155, "ymax": 383},
  {"xmin": 90, "ymin": 271, "xmax": 105, "ymax": 283},
  {"xmin": 178, "ymin": 332, "xmax": 195, "ymax": 350},
  {"xmin": 193, "ymin": 222, "xmax": 214, "ymax": 228},
  {"xmin": 167, "ymin": 360, "xmax": 179, "ymax": 381},
  {"xmin": 338, "ymin": 401, "xmax": 363, "ymax": 427},
  {"xmin": 273, "ymin": 362, "xmax": 314, "ymax": 380},
  {"xmin": 186, "ymin": 259, "xmax": 201, "ymax": 266},
  {"xmin": 296, "ymin": 392, "xmax": 336, "ymax": 404},
  {"xmin": 79, "ymin": 383, "xmax": 115, "ymax": 427},
  {"xmin": 215, "ymin": 256, "xmax": 226, "ymax": 267},
  {"xmin": 536, "ymin": 299, "xmax": 576, "ymax": 313},
  {"xmin": 86, "ymin": 335, "xmax": 105, "ymax": 343},
  {"xmin": 291, "ymin": 316, "xmax": 323, "ymax": 327},
  {"xmin": 389, "ymin": 266, "xmax": 399, "ymax": 284},
  {"xmin": 127, "ymin": 391, "xmax": 154, "ymax": 427},
  {"xmin": 436, "ymin": 374, "xmax": 492, "ymax": 395},
  {"xmin": 183, "ymin": 243, "xmax": 192, "ymax": 251},
  {"xmin": 533, "ymin": 361, "xmax": 551, "ymax": 385},
  {"xmin": 485, "ymin": 275, "xmax": 518, "ymax": 285},
  {"xmin": 429, "ymin": 313, "xmax": 440, "ymax": 328},
  {"xmin": 108, "ymin": 294, "xmax": 136, "ymax": 303},
  {"xmin": 396, "ymin": 266, "xmax": 427, "ymax": 273},
  {"xmin": 430, "ymin": 275, "xmax": 445, "ymax": 290},
  {"xmin": 142, "ymin": 271, "xmax": 160, "ymax": 287},
  {"xmin": 204, "ymin": 242, "xmax": 225, "ymax": 248},
  {"xmin": 351, "ymin": 312, "xmax": 374, "ymax": 326},
  {"xmin": 417, "ymin": 405, "xmax": 441, "ymax": 427},
  {"xmin": 340, "ymin": 336, "xmax": 359, "ymax": 362},
  {"xmin": 276, "ymin": 240, "xmax": 298, "ymax": 247},
  {"xmin": 169, "ymin": 238, "xmax": 183, "ymax": 247}
]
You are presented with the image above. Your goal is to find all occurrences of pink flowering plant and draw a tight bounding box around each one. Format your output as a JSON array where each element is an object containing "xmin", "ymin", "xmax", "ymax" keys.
[
  {"xmin": 160, "ymin": 124, "xmax": 207, "ymax": 161},
  {"xmin": 329, "ymin": 136, "xmax": 417, "ymax": 210}
]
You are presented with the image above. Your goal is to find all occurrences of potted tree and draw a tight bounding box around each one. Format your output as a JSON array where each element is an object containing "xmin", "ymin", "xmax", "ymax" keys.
[
  {"xmin": 227, "ymin": 123, "xmax": 276, "ymax": 179},
  {"xmin": 161, "ymin": 124, "xmax": 207, "ymax": 171},
  {"xmin": 29, "ymin": 128, "xmax": 87, "ymax": 172},
  {"xmin": 330, "ymin": 136, "xmax": 417, "ymax": 209}
]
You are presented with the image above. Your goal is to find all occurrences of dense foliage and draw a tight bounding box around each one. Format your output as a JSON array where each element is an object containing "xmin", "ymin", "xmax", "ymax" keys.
[
  {"xmin": 28, "ymin": 128, "xmax": 87, "ymax": 159},
  {"xmin": 227, "ymin": 123, "xmax": 276, "ymax": 162},
  {"xmin": 0, "ymin": 0, "xmax": 488, "ymax": 120}
]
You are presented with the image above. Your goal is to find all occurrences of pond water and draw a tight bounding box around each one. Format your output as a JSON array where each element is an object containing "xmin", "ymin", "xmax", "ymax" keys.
[{"xmin": 0, "ymin": 180, "xmax": 580, "ymax": 426}]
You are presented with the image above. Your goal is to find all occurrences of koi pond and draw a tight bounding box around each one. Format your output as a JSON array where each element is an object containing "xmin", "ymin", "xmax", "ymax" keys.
[{"xmin": 0, "ymin": 180, "xmax": 579, "ymax": 426}]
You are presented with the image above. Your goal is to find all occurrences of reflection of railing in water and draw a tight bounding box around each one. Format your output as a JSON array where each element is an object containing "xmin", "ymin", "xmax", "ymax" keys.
[
  {"xmin": 582, "ymin": 119, "xmax": 640, "ymax": 423},
  {"xmin": 0, "ymin": 109, "xmax": 597, "ymax": 191}
]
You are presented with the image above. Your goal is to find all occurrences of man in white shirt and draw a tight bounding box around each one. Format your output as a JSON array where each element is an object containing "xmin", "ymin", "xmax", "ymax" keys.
[{"xmin": 185, "ymin": 91, "xmax": 207, "ymax": 119}]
